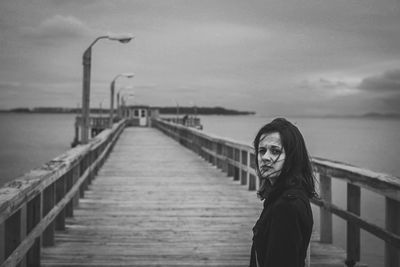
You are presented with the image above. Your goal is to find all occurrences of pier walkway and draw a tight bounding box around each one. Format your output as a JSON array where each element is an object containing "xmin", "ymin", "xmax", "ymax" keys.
[{"xmin": 41, "ymin": 127, "xmax": 261, "ymax": 266}]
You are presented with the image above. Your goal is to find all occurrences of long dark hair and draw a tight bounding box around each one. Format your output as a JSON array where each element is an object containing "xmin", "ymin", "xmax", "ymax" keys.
[{"xmin": 253, "ymin": 118, "xmax": 317, "ymax": 200}]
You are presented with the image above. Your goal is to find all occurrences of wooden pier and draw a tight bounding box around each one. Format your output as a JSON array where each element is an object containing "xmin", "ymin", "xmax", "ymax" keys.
[{"xmin": 1, "ymin": 118, "xmax": 399, "ymax": 266}]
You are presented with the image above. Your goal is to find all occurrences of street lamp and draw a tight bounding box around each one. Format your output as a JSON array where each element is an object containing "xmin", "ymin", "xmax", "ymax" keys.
[
  {"xmin": 109, "ymin": 73, "xmax": 134, "ymax": 128},
  {"xmin": 81, "ymin": 33, "xmax": 134, "ymax": 144},
  {"xmin": 117, "ymin": 86, "xmax": 133, "ymax": 118},
  {"xmin": 120, "ymin": 93, "xmax": 135, "ymax": 118}
]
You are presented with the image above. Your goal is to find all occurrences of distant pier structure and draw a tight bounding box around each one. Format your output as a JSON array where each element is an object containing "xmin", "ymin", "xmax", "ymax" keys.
[
  {"xmin": 72, "ymin": 105, "xmax": 203, "ymax": 147},
  {"xmin": 1, "ymin": 113, "xmax": 399, "ymax": 266}
]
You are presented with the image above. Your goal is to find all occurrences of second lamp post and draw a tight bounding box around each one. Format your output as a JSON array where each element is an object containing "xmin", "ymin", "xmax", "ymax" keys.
[{"xmin": 109, "ymin": 73, "xmax": 134, "ymax": 127}]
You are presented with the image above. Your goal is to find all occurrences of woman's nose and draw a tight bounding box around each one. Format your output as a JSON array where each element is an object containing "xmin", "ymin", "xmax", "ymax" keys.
[{"xmin": 261, "ymin": 151, "xmax": 272, "ymax": 162}]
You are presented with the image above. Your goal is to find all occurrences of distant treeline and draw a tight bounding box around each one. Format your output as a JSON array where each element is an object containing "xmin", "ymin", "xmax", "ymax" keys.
[
  {"xmin": 1, "ymin": 106, "xmax": 256, "ymax": 115},
  {"xmin": 154, "ymin": 106, "xmax": 255, "ymax": 115}
]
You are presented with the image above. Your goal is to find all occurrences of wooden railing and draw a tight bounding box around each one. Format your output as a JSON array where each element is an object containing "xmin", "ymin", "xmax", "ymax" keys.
[
  {"xmin": 312, "ymin": 158, "xmax": 400, "ymax": 267},
  {"xmin": 162, "ymin": 116, "xmax": 203, "ymax": 130},
  {"xmin": 153, "ymin": 118, "xmax": 400, "ymax": 267},
  {"xmin": 72, "ymin": 116, "xmax": 112, "ymax": 146},
  {"xmin": 75, "ymin": 115, "xmax": 111, "ymax": 129},
  {"xmin": 0, "ymin": 120, "xmax": 126, "ymax": 267}
]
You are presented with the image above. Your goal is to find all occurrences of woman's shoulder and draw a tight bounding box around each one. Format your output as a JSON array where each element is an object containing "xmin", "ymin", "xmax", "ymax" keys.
[{"xmin": 272, "ymin": 187, "xmax": 311, "ymax": 214}]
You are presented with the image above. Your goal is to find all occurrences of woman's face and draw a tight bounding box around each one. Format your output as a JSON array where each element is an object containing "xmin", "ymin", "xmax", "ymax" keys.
[{"xmin": 257, "ymin": 132, "xmax": 286, "ymax": 184}]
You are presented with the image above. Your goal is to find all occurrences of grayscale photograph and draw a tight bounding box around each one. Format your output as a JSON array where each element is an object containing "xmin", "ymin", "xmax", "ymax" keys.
[{"xmin": 0, "ymin": 1, "xmax": 399, "ymax": 267}]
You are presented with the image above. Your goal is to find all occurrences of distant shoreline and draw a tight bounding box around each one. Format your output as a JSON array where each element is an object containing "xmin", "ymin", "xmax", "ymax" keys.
[
  {"xmin": 0, "ymin": 107, "xmax": 399, "ymax": 119},
  {"xmin": 0, "ymin": 106, "xmax": 256, "ymax": 116}
]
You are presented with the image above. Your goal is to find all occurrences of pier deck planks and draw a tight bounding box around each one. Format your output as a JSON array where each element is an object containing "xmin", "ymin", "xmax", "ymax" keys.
[{"xmin": 41, "ymin": 127, "xmax": 355, "ymax": 267}]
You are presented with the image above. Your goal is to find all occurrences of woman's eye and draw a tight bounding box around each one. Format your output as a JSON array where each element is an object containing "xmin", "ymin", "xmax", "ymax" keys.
[
  {"xmin": 258, "ymin": 148, "xmax": 266, "ymax": 154},
  {"xmin": 271, "ymin": 148, "xmax": 281, "ymax": 155}
]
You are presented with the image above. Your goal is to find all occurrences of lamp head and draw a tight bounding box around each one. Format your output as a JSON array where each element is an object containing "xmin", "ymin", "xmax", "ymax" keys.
[
  {"xmin": 123, "ymin": 73, "xmax": 135, "ymax": 78},
  {"xmin": 108, "ymin": 34, "xmax": 134, "ymax": 43}
]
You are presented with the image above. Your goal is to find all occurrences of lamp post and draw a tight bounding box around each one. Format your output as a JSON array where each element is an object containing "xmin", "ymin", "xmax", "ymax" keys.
[
  {"xmin": 119, "ymin": 93, "xmax": 134, "ymax": 118},
  {"xmin": 109, "ymin": 73, "xmax": 134, "ymax": 128},
  {"xmin": 117, "ymin": 86, "xmax": 133, "ymax": 118},
  {"xmin": 81, "ymin": 34, "xmax": 134, "ymax": 144}
]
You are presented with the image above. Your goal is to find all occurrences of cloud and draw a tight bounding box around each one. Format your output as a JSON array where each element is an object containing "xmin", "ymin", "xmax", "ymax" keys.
[
  {"xmin": 358, "ymin": 69, "xmax": 400, "ymax": 92},
  {"xmin": 382, "ymin": 94, "xmax": 400, "ymax": 112},
  {"xmin": 22, "ymin": 15, "xmax": 91, "ymax": 41},
  {"xmin": 300, "ymin": 77, "xmax": 360, "ymax": 97}
]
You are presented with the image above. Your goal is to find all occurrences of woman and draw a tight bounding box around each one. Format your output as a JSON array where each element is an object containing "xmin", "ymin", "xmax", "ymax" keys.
[{"xmin": 249, "ymin": 118, "xmax": 317, "ymax": 267}]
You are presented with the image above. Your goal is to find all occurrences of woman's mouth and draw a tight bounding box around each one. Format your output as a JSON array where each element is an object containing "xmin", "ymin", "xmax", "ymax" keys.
[{"xmin": 260, "ymin": 165, "xmax": 273, "ymax": 172}]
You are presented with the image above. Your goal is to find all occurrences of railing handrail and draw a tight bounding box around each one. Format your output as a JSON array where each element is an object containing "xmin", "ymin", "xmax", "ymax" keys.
[
  {"xmin": 159, "ymin": 118, "xmax": 253, "ymax": 150},
  {"xmin": 312, "ymin": 157, "xmax": 400, "ymax": 201}
]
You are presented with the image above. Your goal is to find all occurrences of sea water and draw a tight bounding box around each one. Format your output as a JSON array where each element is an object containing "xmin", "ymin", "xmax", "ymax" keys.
[
  {"xmin": 1, "ymin": 113, "xmax": 399, "ymax": 266},
  {"xmin": 0, "ymin": 113, "xmax": 76, "ymax": 186}
]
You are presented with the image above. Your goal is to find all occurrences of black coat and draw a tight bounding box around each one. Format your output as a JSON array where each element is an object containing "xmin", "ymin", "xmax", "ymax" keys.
[{"xmin": 249, "ymin": 186, "xmax": 313, "ymax": 267}]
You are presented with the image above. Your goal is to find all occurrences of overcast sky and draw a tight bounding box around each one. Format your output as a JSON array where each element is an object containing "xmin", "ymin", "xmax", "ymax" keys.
[{"xmin": 0, "ymin": 0, "xmax": 399, "ymax": 116}]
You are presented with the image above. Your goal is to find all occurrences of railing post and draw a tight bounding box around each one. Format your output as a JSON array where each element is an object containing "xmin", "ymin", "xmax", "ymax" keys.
[
  {"xmin": 222, "ymin": 145, "xmax": 228, "ymax": 174},
  {"xmin": 55, "ymin": 177, "xmax": 67, "ymax": 230},
  {"xmin": 19, "ymin": 204, "xmax": 27, "ymax": 267},
  {"xmin": 249, "ymin": 152, "xmax": 256, "ymax": 191},
  {"xmin": 216, "ymin": 144, "xmax": 222, "ymax": 170},
  {"xmin": 233, "ymin": 148, "xmax": 240, "ymax": 181},
  {"xmin": 73, "ymin": 164, "xmax": 80, "ymax": 209},
  {"xmin": 212, "ymin": 141, "xmax": 218, "ymax": 166},
  {"xmin": 5, "ymin": 210, "xmax": 21, "ymax": 262},
  {"xmin": 346, "ymin": 183, "xmax": 361, "ymax": 267},
  {"xmin": 80, "ymin": 154, "xmax": 89, "ymax": 198},
  {"xmin": 27, "ymin": 194, "xmax": 42, "ymax": 267},
  {"xmin": 240, "ymin": 150, "xmax": 248, "ymax": 186},
  {"xmin": 227, "ymin": 146, "xmax": 234, "ymax": 177},
  {"xmin": 385, "ymin": 197, "xmax": 400, "ymax": 267},
  {"xmin": 319, "ymin": 170, "xmax": 333, "ymax": 244},
  {"xmin": 66, "ymin": 170, "xmax": 74, "ymax": 217},
  {"xmin": 43, "ymin": 183, "xmax": 55, "ymax": 247}
]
